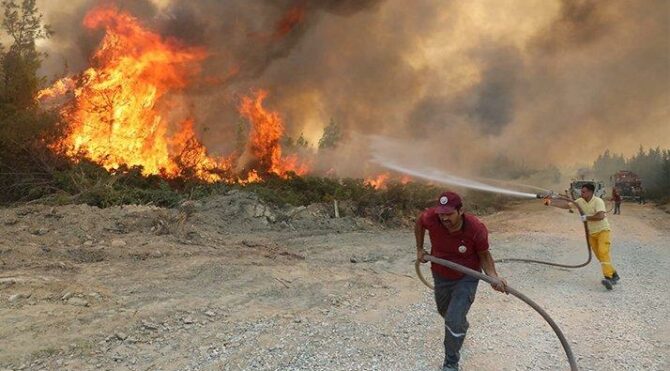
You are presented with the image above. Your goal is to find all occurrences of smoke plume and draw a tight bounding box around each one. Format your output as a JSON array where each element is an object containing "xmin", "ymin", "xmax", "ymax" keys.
[{"xmin": 36, "ymin": 0, "xmax": 670, "ymax": 178}]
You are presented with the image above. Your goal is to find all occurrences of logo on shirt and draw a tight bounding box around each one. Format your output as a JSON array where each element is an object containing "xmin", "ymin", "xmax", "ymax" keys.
[{"xmin": 458, "ymin": 245, "xmax": 467, "ymax": 253}]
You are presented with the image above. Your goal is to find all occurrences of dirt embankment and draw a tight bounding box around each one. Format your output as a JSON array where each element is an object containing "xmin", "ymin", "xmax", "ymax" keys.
[{"xmin": 1, "ymin": 194, "xmax": 668, "ymax": 370}]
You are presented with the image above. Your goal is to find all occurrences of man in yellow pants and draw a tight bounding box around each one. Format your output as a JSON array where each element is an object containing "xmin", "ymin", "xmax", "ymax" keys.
[{"xmin": 551, "ymin": 183, "xmax": 620, "ymax": 290}]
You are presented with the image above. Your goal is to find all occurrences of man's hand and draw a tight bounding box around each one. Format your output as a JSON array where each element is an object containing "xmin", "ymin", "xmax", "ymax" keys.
[
  {"xmin": 416, "ymin": 249, "xmax": 428, "ymax": 263},
  {"xmin": 491, "ymin": 277, "xmax": 508, "ymax": 294}
]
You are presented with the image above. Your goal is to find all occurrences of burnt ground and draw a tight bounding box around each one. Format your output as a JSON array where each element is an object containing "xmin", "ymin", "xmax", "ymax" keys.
[{"xmin": 1, "ymin": 192, "xmax": 668, "ymax": 370}]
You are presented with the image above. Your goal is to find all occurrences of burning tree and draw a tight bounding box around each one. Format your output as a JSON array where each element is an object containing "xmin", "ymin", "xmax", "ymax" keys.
[{"xmin": 39, "ymin": 5, "xmax": 307, "ymax": 184}]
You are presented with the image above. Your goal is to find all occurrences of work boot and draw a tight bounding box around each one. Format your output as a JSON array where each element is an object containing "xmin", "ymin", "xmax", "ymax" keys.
[
  {"xmin": 611, "ymin": 272, "xmax": 620, "ymax": 284},
  {"xmin": 442, "ymin": 363, "xmax": 459, "ymax": 371},
  {"xmin": 601, "ymin": 278, "xmax": 613, "ymax": 290}
]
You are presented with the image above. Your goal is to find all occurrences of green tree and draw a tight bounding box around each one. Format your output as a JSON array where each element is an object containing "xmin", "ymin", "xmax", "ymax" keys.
[
  {"xmin": 296, "ymin": 132, "xmax": 309, "ymax": 148},
  {"xmin": 0, "ymin": 0, "xmax": 58, "ymax": 203},
  {"xmin": 593, "ymin": 149, "xmax": 625, "ymax": 181},
  {"xmin": 318, "ymin": 118, "xmax": 342, "ymax": 150},
  {"xmin": 0, "ymin": 0, "xmax": 53, "ymax": 111}
]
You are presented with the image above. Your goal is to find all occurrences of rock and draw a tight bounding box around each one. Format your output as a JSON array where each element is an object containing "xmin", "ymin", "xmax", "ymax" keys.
[
  {"xmin": 150, "ymin": 250, "xmax": 163, "ymax": 258},
  {"xmin": 61, "ymin": 292, "xmax": 73, "ymax": 301},
  {"xmin": 83, "ymin": 240, "xmax": 94, "ymax": 246},
  {"xmin": 111, "ymin": 239, "xmax": 127, "ymax": 247},
  {"xmin": 9, "ymin": 292, "xmax": 32, "ymax": 302},
  {"xmin": 141, "ymin": 321, "xmax": 159, "ymax": 330},
  {"xmin": 204, "ymin": 310, "xmax": 216, "ymax": 317},
  {"xmin": 288, "ymin": 206, "xmax": 307, "ymax": 218},
  {"xmin": 115, "ymin": 332, "xmax": 127, "ymax": 341},
  {"xmin": 67, "ymin": 297, "xmax": 89, "ymax": 307},
  {"xmin": 32, "ymin": 227, "xmax": 49, "ymax": 236},
  {"xmin": 87, "ymin": 292, "xmax": 102, "ymax": 301},
  {"xmin": 183, "ymin": 316, "xmax": 195, "ymax": 324},
  {"xmin": 350, "ymin": 257, "xmax": 358, "ymax": 263}
]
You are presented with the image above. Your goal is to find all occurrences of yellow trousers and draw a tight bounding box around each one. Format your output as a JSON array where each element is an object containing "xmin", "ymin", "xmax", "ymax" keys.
[{"xmin": 588, "ymin": 230, "xmax": 616, "ymax": 278}]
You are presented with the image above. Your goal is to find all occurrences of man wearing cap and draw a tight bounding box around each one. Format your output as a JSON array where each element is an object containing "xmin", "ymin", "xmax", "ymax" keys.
[
  {"xmin": 415, "ymin": 191, "xmax": 507, "ymax": 371},
  {"xmin": 549, "ymin": 183, "xmax": 620, "ymax": 290}
]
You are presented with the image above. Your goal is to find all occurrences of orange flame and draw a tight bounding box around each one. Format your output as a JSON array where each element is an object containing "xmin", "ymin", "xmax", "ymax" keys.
[
  {"xmin": 37, "ymin": 77, "xmax": 76, "ymax": 100},
  {"xmin": 365, "ymin": 173, "xmax": 390, "ymax": 189},
  {"xmin": 40, "ymin": 6, "xmax": 311, "ymax": 184},
  {"xmin": 239, "ymin": 90, "xmax": 308, "ymax": 178},
  {"xmin": 45, "ymin": 6, "xmax": 229, "ymax": 180}
]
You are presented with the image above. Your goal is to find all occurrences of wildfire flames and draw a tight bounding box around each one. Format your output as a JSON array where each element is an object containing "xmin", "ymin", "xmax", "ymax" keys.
[
  {"xmin": 39, "ymin": 6, "xmax": 309, "ymax": 183},
  {"xmin": 239, "ymin": 90, "xmax": 308, "ymax": 178},
  {"xmin": 364, "ymin": 173, "xmax": 413, "ymax": 189},
  {"xmin": 365, "ymin": 173, "xmax": 390, "ymax": 189}
]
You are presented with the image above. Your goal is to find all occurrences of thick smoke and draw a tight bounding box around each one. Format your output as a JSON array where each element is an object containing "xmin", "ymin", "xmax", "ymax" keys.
[{"xmin": 36, "ymin": 0, "xmax": 670, "ymax": 178}]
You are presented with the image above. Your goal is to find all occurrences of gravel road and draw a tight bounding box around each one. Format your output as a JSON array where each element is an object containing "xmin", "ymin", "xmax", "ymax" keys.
[{"xmin": 1, "ymin": 199, "xmax": 668, "ymax": 370}]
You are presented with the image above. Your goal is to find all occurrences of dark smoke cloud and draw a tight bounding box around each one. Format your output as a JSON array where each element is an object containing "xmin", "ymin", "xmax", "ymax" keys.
[
  {"xmin": 534, "ymin": 0, "xmax": 611, "ymax": 53},
  {"xmin": 36, "ymin": 0, "xmax": 670, "ymax": 178},
  {"xmin": 469, "ymin": 45, "xmax": 523, "ymax": 135}
]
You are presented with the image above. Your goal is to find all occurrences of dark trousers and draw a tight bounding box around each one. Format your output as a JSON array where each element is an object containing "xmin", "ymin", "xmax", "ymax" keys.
[
  {"xmin": 614, "ymin": 202, "xmax": 621, "ymax": 214},
  {"xmin": 433, "ymin": 272, "xmax": 479, "ymax": 366}
]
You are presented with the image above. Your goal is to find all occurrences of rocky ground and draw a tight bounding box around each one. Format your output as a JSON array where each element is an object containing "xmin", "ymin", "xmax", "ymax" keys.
[{"xmin": 1, "ymin": 191, "xmax": 668, "ymax": 371}]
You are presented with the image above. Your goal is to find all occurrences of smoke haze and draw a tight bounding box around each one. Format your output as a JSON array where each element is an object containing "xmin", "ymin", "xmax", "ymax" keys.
[{"xmin": 35, "ymin": 0, "xmax": 670, "ymax": 177}]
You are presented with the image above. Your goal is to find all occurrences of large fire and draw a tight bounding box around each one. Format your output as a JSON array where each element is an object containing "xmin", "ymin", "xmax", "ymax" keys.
[{"xmin": 41, "ymin": 6, "xmax": 306, "ymax": 183}]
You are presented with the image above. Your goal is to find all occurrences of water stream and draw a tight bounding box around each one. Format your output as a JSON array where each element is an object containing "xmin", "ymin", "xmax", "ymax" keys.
[{"xmin": 372, "ymin": 159, "xmax": 544, "ymax": 202}]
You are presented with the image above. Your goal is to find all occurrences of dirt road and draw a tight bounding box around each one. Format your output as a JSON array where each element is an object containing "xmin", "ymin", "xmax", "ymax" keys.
[{"xmin": 1, "ymin": 195, "xmax": 668, "ymax": 370}]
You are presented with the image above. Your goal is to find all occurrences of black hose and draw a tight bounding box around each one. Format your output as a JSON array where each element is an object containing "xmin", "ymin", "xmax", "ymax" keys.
[
  {"xmin": 420, "ymin": 255, "xmax": 578, "ymax": 371},
  {"xmin": 495, "ymin": 197, "xmax": 592, "ymax": 268}
]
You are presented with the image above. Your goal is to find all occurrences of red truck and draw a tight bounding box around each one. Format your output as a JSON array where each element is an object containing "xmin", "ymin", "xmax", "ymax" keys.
[{"xmin": 611, "ymin": 170, "xmax": 642, "ymax": 200}]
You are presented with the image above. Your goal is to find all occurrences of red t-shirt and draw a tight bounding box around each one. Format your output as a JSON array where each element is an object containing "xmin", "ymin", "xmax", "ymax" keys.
[{"xmin": 420, "ymin": 208, "xmax": 489, "ymax": 280}]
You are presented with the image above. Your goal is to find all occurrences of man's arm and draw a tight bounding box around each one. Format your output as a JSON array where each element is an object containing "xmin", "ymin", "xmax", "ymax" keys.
[
  {"xmin": 587, "ymin": 211, "xmax": 606, "ymax": 221},
  {"xmin": 546, "ymin": 198, "xmax": 573, "ymax": 210},
  {"xmin": 477, "ymin": 250, "xmax": 508, "ymax": 293},
  {"xmin": 415, "ymin": 216, "xmax": 427, "ymax": 263}
]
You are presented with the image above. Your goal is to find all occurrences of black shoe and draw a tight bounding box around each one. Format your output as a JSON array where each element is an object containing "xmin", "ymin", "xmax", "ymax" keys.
[
  {"xmin": 611, "ymin": 272, "xmax": 620, "ymax": 284},
  {"xmin": 442, "ymin": 364, "xmax": 459, "ymax": 371},
  {"xmin": 601, "ymin": 278, "xmax": 613, "ymax": 290}
]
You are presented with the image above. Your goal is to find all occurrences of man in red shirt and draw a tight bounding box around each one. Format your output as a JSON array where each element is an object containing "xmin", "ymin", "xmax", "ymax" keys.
[{"xmin": 415, "ymin": 191, "xmax": 507, "ymax": 371}]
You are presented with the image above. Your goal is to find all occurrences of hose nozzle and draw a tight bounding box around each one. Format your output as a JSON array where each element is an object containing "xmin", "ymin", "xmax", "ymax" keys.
[{"xmin": 536, "ymin": 191, "xmax": 559, "ymax": 206}]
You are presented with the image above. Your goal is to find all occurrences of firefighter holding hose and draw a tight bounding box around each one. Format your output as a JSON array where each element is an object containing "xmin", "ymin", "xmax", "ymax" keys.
[
  {"xmin": 415, "ymin": 191, "xmax": 507, "ymax": 371},
  {"xmin": 548, "ymin": 183, "xmax": 621, "ymax": 290}
]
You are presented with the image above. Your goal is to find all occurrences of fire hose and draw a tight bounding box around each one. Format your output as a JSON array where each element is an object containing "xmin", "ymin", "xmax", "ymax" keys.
[
  {"xmin": 414, "ymin": 194, "xmax": 588, "ymax": 371},
  {"xmin": 415, "ymin": 256, "xmax": 578, "ymax": 371},
  {"xmin": 493, "ymin": 194, "xmax": 593, "ymax": 268}
]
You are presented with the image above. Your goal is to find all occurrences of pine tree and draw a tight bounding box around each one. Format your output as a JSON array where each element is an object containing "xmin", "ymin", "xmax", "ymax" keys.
[
  {"xmin": 296, "ymin": 132, "xmax": 309, "ymax": 148},
  {"xmin": 318, "ymin": 118, "xmax": 342, "ymax": 150},
  {"xmin": 0, "ymin": 0, "xmax": 53, "ymax": 111}
]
